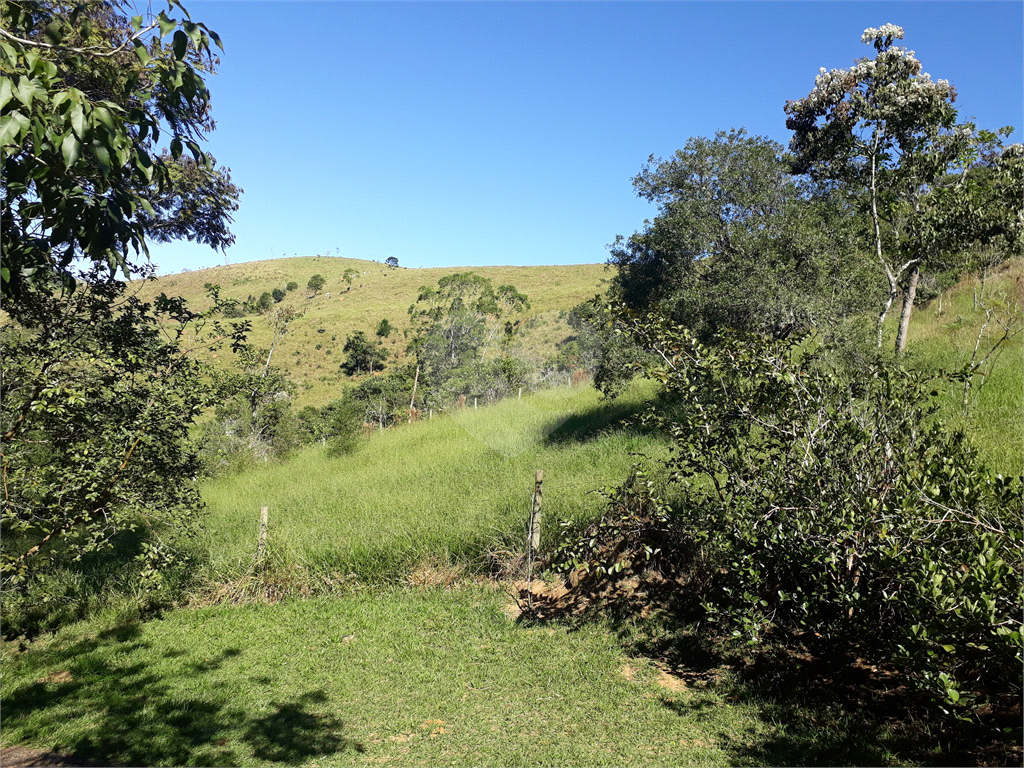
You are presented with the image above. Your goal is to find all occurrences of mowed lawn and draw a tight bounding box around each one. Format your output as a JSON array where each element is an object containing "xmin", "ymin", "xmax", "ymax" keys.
[{"xmin": 2, "ymin": 584, "xmax": 918, "ymax": 768}]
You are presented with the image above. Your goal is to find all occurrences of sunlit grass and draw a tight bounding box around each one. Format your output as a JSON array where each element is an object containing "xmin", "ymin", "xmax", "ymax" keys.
[
  {"xmin": 135, "ymin": 256, "xmax": 609, "ymax": 408},
  {"xmin": 904, "ymin": 259, "xmax": 1022, "ymax": 476},
  {"xmin": 200, "ymin": 381, "xmax": 664, "ymax": 582}
]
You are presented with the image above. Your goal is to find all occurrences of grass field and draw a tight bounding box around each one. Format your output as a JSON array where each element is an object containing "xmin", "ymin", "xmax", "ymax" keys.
[
  {"xmin": 3, "ymin": 584, "xmax": 942, "ymax": 768},
  {"xmin": 199, "ymin": 381, "xmax": 664, "ymax": 585},
  {"xmin": 903, "ymin": 259, "xmax": 1022, "ymax": 476}
]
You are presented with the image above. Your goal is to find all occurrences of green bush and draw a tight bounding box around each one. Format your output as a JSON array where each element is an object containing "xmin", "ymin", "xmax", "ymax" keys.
[{"xmin": 552, "ymin": 308, "xmax": 1022, "ymax": 717}]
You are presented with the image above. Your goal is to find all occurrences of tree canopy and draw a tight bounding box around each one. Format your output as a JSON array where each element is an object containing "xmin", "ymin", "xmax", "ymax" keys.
[
  {"xmin": 784, "ymin": 23, "xmax": 988, "ymax": 352},
  {"xmin": 1, "ymin": 0, "xmax": 241, "ymax": 612},
  {"xmin": 608, "ymin": 128, "xmax": 870, "ymax": 343},
  {"xmin": 1, "ymin": 0, "xmax": 240, "ymax": 301}
]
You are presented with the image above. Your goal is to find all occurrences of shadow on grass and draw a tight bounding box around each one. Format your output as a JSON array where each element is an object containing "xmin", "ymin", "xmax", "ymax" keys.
[
  {"xmin": 543, "ymin": 392, "xmax": 654, "ymax": 445},
  {"xmin": 2, "ymin": 625, "xmax": 364, "ymax": 767},
  {"xmin": 518, "ymin": 574, "xmax": 1022, "ymax": 767}
]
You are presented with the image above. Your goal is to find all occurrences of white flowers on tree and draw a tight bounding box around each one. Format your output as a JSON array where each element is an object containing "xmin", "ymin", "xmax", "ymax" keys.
[{"xmin": 785, "ymin": 24, "xmax": 978, "ymax": 353}]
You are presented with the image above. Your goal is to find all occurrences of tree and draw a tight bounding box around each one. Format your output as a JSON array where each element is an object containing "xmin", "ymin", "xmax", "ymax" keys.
[
  {"xmin": 375, "ymin": 318, "xmax": 392, "ymax": 339},
  {"xmin": 553, "ymin": 304, "xmax": 1022, "ymax": 716},
  {"xmin": 307, "ymin": 273, "xmax": 326, "ymax": 295},
  {"xmin": 341, "ymin": 330, "xmax": 388, "ymax": 376},
  {"xmin": 0, "ymin": 0, "xmax": 239, "ymax": 617},
  {"xmin": 271, "ymin": 287, "xmax": 285, "ymax": 303},
  {"xmin": 1, "ymin": 0, "xmax": 237, "ymax": 300},
  {"xmin": 407, "ymin": 272, "xmax": 495, "ymax": 372},
  {"xmin": 785, "ymin": 24, "xmax": 982, "ymax": 353},
  {"xmin": 199, "ymin": 307, "xmax": 301, "ymax": 470},
  {"xmin": 608, "ymin": 129, "xmax": 869, "ymax": 345},
  {"xmin": 385, "ymin": 256, "xmax": 399, "ymax": 269},
  {"xmin": 1, "ymin": 271, "xmax": 242, "ymax": 592},
  {"xmin": 286, "ymin": 281, "xmax": 298, "ymax": 292},
  {"xmin": 479, "ymin": 284, "xmax": 529, "ymax": 361}
]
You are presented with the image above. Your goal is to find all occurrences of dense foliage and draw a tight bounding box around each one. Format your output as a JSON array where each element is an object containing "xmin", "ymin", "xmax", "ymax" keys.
[
  {"xmin": 551, "ymin": 305, "xmax": 1022, "ymax": 714},
  {"xmin": 0, "ymin": 272, "xmax": 250, "ymax": 634},
  {"xmin": 608, "ymin": 129, "xmax": 874, "ymax": 343},
  {"xmin": 0, "ymin": 0, "xmax": 238, "ymax": 299},
  {"xmin": 1, "ymin": 0, "xmax": 238, "ymax": 631}
]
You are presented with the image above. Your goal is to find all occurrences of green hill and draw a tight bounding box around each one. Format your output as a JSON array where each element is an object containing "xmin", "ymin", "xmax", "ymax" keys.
[{"xmin": 136, "ymin": 256, "xmax": 610, "ymax": 407}]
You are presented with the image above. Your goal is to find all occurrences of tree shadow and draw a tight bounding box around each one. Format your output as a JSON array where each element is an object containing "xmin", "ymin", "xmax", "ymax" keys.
[
  {"xmin": 244, "ymin": 691, "xmax": 364, "ymax": 763},
  {"xmin": 1, "ymin": 626, "xmax": 365, "ymax": 767},
  {"xmin": 517, "ymin": 575, "xmax": 1023, "ymax": 767},
  {"xmin": 543, "ymin": 394, "xmax": 653, "ymax": 445}
]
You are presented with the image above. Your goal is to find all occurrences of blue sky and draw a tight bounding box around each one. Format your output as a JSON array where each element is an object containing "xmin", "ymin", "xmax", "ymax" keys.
[{"xmin": 147, "ymin": 1, "xmax": 1024, "ymax": 275}]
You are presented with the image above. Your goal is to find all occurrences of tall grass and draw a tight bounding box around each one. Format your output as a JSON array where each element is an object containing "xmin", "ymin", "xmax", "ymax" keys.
[
  {"xmin": 200, "ymin": 382, "xmax": 664, "ymax": 583},
  {"xmin": 904, "ymin": 260, "xmax": 1022, "ymax": 476}
]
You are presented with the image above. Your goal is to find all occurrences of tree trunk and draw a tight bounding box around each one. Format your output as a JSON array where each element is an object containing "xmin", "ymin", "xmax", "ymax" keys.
[
  {"xmin": 877, "ymin": 279, "xmax": 898, "ymax": 348},
  {"xmin": 894, "ymin": 263, "xmax": 921, "ymax": 355},
  {"xmin": 869, "ymin": 136, "xmax": 891, "ymax": 348}
]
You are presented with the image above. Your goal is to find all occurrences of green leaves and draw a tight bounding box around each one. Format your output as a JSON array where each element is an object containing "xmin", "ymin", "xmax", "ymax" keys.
[
  {"xmin": 0, "ymin": 110, "xmax": 30, "ymax": 145},
  {"xmin": 157, "ymin": 11, "xmax": 177, "ymax": 38},
  {"xmin": 0, "ymin": 0, "xmax": 236, "ymax": 299},
  {"xmin": 172, "ymin": 30, "xmax": 188, "ymax": 60},
  {"xmin": 0, "ymin": 77, "xmax": 12, "ymax": 110},
  {"xmin": 61, "ymin": 132, "xmax": 81, "ymax": 168},
  {"xmin": 550, "ymin": 306, "xmax": 1023, "ymax": 719}
]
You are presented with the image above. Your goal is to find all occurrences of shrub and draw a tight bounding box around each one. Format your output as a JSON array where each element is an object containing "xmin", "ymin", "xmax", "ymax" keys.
[{"xmin": 552, "ymin": 308, "xmax": 1022, "ymax": 716}]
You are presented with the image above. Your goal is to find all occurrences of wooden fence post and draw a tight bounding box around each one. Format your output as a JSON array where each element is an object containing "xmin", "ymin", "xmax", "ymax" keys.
[
  {"xmin": 529, "ymin": 470, "xmax": 543, "ymax": 551},
  {"xmin": 526, "ymin": 471, "xmax": 543, "ymax": 609},
  {"xmin": 409, "ymin": 365, "xmax": 420, "ymax": 422},
  {"xmin": 256, "ymin": 506, "xmax": 269, "ymax": 563}
]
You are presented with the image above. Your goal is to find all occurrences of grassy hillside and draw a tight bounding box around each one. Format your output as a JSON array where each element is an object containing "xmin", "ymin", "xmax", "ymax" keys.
[
  {"xmin": 4, "ymin": 265, "xmax": 1020, "ymax": 768},
  {"xmin": 135, "ymin": 257, "xmax": 610, "ymax": 407},
  {"xmin": 903, "ymin": 258, "xmax": 1022, "ymax": 476},
  {"xmin": 199, "ymin": 381, "xmax": 663, "ymax": 585}
]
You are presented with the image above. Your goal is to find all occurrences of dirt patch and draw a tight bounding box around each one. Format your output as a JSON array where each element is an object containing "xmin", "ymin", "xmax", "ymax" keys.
[
  {"xmin": 509, "ymin": 568, "xmax": 678, "ymax": 622},
  {"xmin": 406, "ymin": 559, "xmax": 464, "ymax": 588},
  {"xmin": 0, "ymin": 747, "xmax": 104, "ymax": 767},
  {"xmin": 38, "ymin": 670, "xmax": 73, "ymax": 685},
  {"xmin": 656, "ymin": 669, "xmax": 688, "ymax": 692}
]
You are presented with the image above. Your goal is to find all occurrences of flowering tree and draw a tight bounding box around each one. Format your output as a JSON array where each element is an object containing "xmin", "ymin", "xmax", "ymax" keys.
[{"xmin": 785, "ymin": 24, "xmax": 976, "ymax": 352}]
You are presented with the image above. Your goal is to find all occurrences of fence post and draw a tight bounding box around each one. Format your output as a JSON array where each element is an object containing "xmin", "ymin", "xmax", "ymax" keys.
[
  {"xmin": 409, "ymin": 365, "xmax": 420, "ymax": 422},
  {"xmin": 518, "ymin": 387, "xmax": 522, "ymax": 400},
  {"xmin": 529, "ymin": 470, "xmax": 543, "ymax": 551},
  {"xmin": 256, "ymin": 506, "xmax": 269, "ymax": 563},
  {"xmin": 474, "ymin": 397, "xmax": 478, "ymax": 410},
  {"xmin": 526, "ymin": 471, "xmax": 544, "ymax": 609}
]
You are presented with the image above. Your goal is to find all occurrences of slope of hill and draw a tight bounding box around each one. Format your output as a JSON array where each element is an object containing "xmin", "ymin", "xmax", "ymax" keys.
[{"xmin": 136, "ymin": 256, "xmax": 610, "ymax": 407}]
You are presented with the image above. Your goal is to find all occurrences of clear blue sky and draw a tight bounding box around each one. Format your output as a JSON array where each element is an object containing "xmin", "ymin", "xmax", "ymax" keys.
[{"xmin": 147, "ymin": 1, "xmax": 1024, "ymax": 275}]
